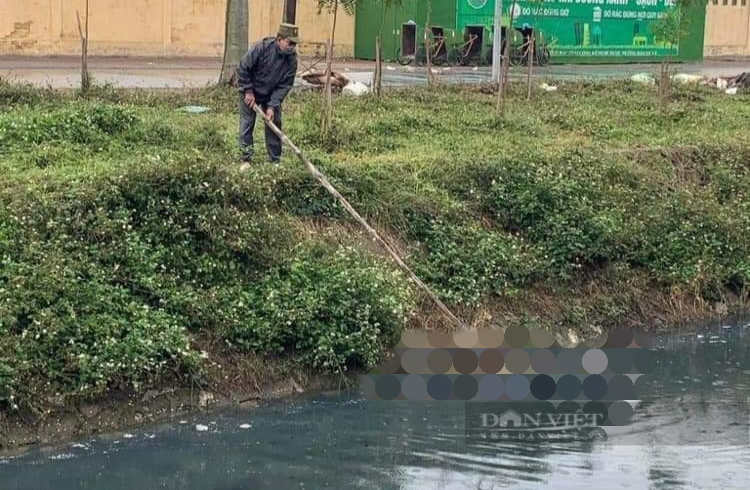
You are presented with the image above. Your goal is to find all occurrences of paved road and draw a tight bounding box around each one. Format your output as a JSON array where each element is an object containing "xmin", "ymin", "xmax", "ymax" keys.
[{"xmin": 1, "ymin": 55, "xmax": 749, "ymax": 89}]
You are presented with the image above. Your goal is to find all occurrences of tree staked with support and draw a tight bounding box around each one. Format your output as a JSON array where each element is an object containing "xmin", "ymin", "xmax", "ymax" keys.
[
  {"xmin": 650, "ymin": 0, "xmax": 698, "ymax": 110},
  {"xmin": 496, "ymin": 1, "xmax": 519, "ymax": 115},
  {"xmin": 317, "ymin": 0, "xmax": 358, "ymax": 135},
  {"xmin": 374, "ymin": 0, "xmax": 402, "ymax": 96},
  {"xmin": 424, "ymin": 0, "xmax": 435, "ymax": 86}
]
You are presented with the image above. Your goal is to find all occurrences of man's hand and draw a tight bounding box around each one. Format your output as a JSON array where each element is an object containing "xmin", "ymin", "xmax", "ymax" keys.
[
  {"xmin": 244, "ymin": 91, "xmax": 255, "ymax": 107},
  {"xmin": 265, "ymin": 107, "xmax": 274, "ymax": 120}
]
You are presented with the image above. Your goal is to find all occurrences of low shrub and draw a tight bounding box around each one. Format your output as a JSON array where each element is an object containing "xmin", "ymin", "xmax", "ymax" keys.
[
  {"xmin": 223, "ymin": 242, "xmax": 414, "ymax": 371},
  {"xmin": 485, "ymin": 154, "xmax": 630, "ymax": 277},
  {"xmin": 414, "ymin": 220, "xmax": 543, "ymax": 305},
  {"xmin": 0, "ymin": 104, "xmax": 140, "ymax": 149}
]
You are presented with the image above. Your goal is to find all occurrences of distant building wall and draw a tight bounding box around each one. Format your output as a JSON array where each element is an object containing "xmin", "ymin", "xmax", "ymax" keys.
[
  {"xmin": 704, "ymin": 1, "xmax": 750, "ymax": 57},
  {"xmin": 0, "ymin": 0, "xmax": 354, "ymax": 58}
]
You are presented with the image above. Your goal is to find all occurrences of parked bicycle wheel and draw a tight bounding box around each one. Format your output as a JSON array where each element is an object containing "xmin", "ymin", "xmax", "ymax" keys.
[
  {"xmin": 536, "ymin": 46, "xmax": 551, "ymax": 67},
  {"xmin": 447, "ymin": 48, "xmax": 460, "ymax": 66},
  {"xmin": 510, "ymin": 46, "xmax": 523, "ymax": 67},
  {"xmin": 432, "ymin": 50, "xmax": 448, "ymax": 66},
  {"xmin": 483, "ymin": 45, "xmax": 493, "ymax": 66},
  {"xmin": 415, "ymin": 45, "xmax": 427, "ymax": 66},
  {"xmin": 456, "ymin": 47, "xmax": 473, "ymax": 66},
  {"xmin": 396, "ymin": 48, "xmax": 414, "ymax": 66}
]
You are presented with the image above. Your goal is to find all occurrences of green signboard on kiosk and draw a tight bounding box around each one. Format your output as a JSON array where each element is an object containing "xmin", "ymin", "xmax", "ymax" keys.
[
  {"xmin": 353, "ymin": 0, "xmax": 705, "ymax": 64},
  {"xmin": 457, "ymin": 0, "xmax": 703, "ymax": 62}
]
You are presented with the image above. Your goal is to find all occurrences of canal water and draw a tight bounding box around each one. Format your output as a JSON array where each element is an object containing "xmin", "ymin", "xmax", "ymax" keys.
[{"xmin": 2, "ymin": 321, "xmax": 749, "ymax": 489}]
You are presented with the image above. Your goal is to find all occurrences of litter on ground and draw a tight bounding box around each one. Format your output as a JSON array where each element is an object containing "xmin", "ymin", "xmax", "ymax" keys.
[
  {"xmin": 715, "ymin": 78, "xmax": 729, "ymax": 89},
  {"xmin": 631, "ymin": 73, "xmax": 656, "ymax": 85},
  {"xmin": 540, "ymin": 82, "xmax": 558, "ymax": 92},
  {"xmin": 342, "ymin": 81, "xmax": 370, "ymax": 97},
  {"xmin": 672, "ymin": 73, "xmax": 703, "ymax": 84},
  {"xmin": 179, "ymin": 105, "xmax": 210, "ymax": 114},
  {"xmin": 701, "ymin": 72, "xmax": 748, "ymax": 91}
]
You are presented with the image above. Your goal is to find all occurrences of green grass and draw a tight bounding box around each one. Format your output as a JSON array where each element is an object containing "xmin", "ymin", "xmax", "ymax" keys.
[{"xmin": 1, "ymin": 78, "xmax": 749, "ymax": 412}]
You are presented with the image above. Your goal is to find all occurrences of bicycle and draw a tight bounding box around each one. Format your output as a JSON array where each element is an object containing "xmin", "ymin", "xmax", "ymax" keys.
[
  {"xmin": 396, "ymin": 32, "xmax": 448, "ymax": 66},
  {"xmin": 416, "ymin": 34, "xmax": 448, "ymax": 66},
  {"xmin": 509, "ymin": 37, "xmax": 551, "ymax": 67},
  {"xmin": 449, "ymin": 34, "xmax": 481, "ymax": 66},
  {"xmin": 482, "ymin": 37, "xmax": 510, "ymax": 66},
  {"xmin": 536, "ymin": 34, "xmax": 552, "ymax": 67}
]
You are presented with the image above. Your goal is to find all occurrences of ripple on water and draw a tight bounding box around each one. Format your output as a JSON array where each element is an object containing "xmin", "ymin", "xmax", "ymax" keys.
[
  {"xmin": 2, "ymin": 321, "xmax": 750, "ymax": 489},
  {"xmin": 48, "ymin": 453, "xmax": 76, "ymax": 461}
]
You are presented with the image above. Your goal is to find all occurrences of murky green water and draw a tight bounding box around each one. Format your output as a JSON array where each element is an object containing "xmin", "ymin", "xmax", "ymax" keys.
[{"xmin": 2, "ymin": 321, "xmax": 749, "ymax": 489}]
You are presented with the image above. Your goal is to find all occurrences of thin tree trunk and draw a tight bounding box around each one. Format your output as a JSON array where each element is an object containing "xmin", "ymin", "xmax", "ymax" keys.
[
  {"xmin": 321, "ymin": 39, "xmax": 334, "ymax": 134},
  {"xmin": 659, "ymin": 61, "xmax": 665, "ymax": 110},
  {"xmin": 425, "ymin": 0, "xmax": 434, "ymax": 86},
  {"xmin": 76, "ymin": 0, "xmax": 90, "ymax": 92},
  {"xmin": 661, "ymin": 10, "xmax": 686, "ymax": 111},
  {"xmin": 496, "ymin": 2, "xmax": 517, "ymax": 115},
  {"xmin": 664, "ymin": 10, "xmax": 688, "ymax": 109},
  {"xmin": 219, "ymin": 0, "xmax": 249, "ymax": 86},
  {"xmin": 661, "ymin": 44, "xmax": 674, "ymax": 111},
  {"xmin": 495, "ymin": 37, "xmax": 504, "ymax": 115},
  {"xmin": 374, "ymin": 7, "xmax": 388, "ymax": 97},
  {"xmin": 526, "ymin": 34, "xmax": 534, "ymax": 101},
  {"xmin": 321, "ymin": 1, "xmax": 339, "ymax": 135},
  {"xmin": 659, "ymin": 57, "xmax": 669, "ymax": 111},
  {"xmin": 375, "ymin": 36, "xmax": 382, "ymax": 96},
  {"xmin": 503, "ymin": 2, "xmax": 516, "ymax": 91}
]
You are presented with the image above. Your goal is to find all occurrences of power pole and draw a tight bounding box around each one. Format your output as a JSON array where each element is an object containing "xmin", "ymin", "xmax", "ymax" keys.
[{"xmin": 492, "ymin": 0, "xmax": 503, "ymax": 83}]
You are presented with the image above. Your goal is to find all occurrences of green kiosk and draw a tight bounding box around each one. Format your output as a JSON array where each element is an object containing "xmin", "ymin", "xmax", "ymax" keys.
[{"xmin": 354, "ymin": 0, "xmax": 706, "ymax": 65}]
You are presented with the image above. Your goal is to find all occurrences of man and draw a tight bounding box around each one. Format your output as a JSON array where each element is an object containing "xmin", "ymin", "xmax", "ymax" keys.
[{"xmin": 237, "ymin": 23, "xmax": 299, "ymax": 168}]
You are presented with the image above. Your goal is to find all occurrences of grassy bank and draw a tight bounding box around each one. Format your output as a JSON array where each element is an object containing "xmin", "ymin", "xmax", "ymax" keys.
[{"xmin": 1, "ymin": 79, "xmax": 749, "ymax": 431}]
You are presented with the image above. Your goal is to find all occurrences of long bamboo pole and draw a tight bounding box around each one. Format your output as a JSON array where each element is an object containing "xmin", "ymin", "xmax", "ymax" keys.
[{"xmin": 251, "ymin": 105, "xmax": 467, "ymax": 330}]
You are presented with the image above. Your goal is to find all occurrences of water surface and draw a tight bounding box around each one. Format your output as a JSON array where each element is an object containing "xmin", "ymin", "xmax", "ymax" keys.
[{"xmin": 2, "ymin": 321, "xmax": 749, "ymax": 489}]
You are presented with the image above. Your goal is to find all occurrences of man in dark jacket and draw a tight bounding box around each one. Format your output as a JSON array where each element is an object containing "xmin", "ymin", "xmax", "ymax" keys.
[{"xmin": 237, "ymin": 23, "xmax": 299, "ymax": 167}]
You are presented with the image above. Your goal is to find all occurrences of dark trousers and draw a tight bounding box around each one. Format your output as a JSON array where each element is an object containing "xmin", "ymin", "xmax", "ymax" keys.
[{"xmin": 239, "ymin": 94, "xmax": 283, "ymax": 162}]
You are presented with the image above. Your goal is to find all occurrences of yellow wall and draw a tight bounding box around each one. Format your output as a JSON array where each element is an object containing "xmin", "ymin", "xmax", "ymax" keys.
[
  {"xmin": 3, "ymin": 2, "xmax": 749, "ymax": 60},
  {"xmin": 705, "ymin": 3, "xmax": 750, "ymax": 56},
  {"xmin": 0, "ymin": 0, "xmax": 354, "ymax": 57}
]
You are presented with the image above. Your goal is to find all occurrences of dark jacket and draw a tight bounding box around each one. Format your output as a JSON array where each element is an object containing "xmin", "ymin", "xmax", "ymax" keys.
[{"xmin": 237, "ymin": 37, "xmax": 298, "ymax": 108}]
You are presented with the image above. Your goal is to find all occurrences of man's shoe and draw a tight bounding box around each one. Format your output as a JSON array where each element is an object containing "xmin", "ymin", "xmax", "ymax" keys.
[{"xmin": 239, "ymin": 162, "xmax": 251, "ymax": 172}]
